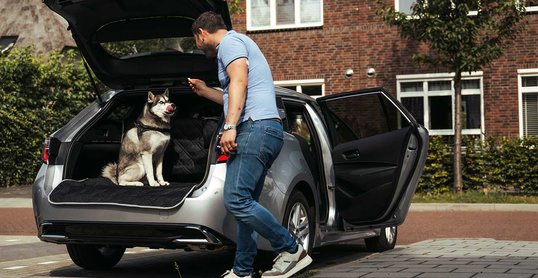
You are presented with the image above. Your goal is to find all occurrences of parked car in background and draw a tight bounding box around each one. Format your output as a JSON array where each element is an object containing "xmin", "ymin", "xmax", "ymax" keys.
[{"xmin": 33, "ymin": 0, "xmax": 428, "ymax": 270}]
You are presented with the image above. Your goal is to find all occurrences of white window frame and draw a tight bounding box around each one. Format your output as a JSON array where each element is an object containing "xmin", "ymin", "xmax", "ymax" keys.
[
  {"xmin": 246, "ymin": 0, "xmax": 324, "ymax": 31},
  {"xmin": 518, "ymin": 68, "xmax": 538, "ymax": 137},
  {"xmin": 395, "ymin": 0, "xmax": 537, "ymax": 14},
  {"xmin": 274, "ymin": 79, "xmax": 325, "ymax": 98},
  {"xmin": 524, "ymin": 0, "xmax": 538, "ymax": 12},
  {"xmin": 397, "ymin": 72, "xmax": 484, "ymax": 136}
]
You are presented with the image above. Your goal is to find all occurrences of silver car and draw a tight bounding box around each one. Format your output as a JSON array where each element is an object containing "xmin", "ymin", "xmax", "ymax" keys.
[{"xmin": 33, "ymin": 0, "xmax": 429, "ymax": 270}]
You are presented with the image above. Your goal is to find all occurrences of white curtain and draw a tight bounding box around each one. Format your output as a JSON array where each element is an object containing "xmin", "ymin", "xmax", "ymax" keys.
[
  {"xmin": 300, "ymin": 0, "xmax": 321, "ymax": 23},
  {"xmin": 251, "ymin": 0, "xmax": 270, "ymax": 27}
]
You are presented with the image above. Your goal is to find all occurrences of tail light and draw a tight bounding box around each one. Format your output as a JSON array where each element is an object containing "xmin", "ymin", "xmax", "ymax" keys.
[
  {"xmin": 215, "ymin": 133, "xmax": 228, "ymax": 163},
  {"xmin": 42, "ymin": 137, "xmax": 60, "ymax": 165},
  {"xmin": 43, "ymin": 139, "xmax": 50, "ymax": 164},
  {"xmin": 217, "ymin": 154, "xmax": 228, "ymax": 163}
]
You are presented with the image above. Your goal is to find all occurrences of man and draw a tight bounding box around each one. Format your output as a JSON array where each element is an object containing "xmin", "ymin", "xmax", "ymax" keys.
[{"xmin": 188, "ymin": 11, "xmax": 312, "ymax": 278}]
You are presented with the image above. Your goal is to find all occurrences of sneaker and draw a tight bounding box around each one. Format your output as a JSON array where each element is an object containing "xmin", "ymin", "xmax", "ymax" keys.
[
  {"xmin": 262, "ymin": 244, "xmax": 312, "ymax": 278},
  {"xmin": 221, "ymin": 269, "xmax": 252, "ymax": 278}
]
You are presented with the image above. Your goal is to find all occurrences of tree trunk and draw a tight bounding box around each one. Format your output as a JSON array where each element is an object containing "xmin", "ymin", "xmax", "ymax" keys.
[{"xmin": 453, "ymin": 71, "xmax": 463, "ymax": 194}]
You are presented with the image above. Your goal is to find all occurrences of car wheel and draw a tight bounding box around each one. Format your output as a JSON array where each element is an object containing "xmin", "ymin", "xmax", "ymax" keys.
[
  {"xmin": 283, "ymin": 190, "xmax": 314, "ymax": 254},
  {"xmin": 66, "ymin": 244, "xmax": 125, "ymax": 270},
  {"xmin": 365, "ymin": 226, "xmax": 397, "ymax": 252}
]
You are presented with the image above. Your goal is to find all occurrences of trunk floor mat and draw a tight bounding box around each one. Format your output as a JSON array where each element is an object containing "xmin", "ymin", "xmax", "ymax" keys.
[{"xmin": 48, "ymin": 178, "xmax": 196, "ymax": 209}]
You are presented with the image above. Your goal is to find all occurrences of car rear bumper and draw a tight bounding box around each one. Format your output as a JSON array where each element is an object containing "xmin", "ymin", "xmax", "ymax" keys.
[
  {"xmin": 38, "ymin": 221, "xmax": 232, "ymax": 249},
  {"xmin": 33, "ymin": 164, "xmax": 235, "ymax": 249}
]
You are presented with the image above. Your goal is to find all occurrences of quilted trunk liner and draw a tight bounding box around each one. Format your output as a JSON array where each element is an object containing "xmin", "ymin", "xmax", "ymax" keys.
[{"xmin": 48, "ymin": 178, "xmax": 196, "ymax": 209}]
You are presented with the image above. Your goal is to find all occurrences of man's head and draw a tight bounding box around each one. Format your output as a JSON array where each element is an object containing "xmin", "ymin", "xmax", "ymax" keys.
[{"xmin": 192, "ymin": 11, "xmax": 228, "ymax": 58}]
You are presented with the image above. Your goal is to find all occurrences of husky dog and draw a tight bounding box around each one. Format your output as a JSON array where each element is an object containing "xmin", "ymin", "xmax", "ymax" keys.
[{"xmin": 102, "ymin": 89, "xmax": 176, "ymax": 186}]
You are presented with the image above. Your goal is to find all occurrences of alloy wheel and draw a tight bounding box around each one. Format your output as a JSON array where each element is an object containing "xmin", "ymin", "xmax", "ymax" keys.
[{"xmin": 287, "ymin": 201, "xmax": 311, "ymax": 252}]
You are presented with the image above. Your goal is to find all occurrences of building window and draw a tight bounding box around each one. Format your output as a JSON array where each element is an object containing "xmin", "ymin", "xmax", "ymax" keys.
[
  {"xmin": 247, "ymin": 0, "xmax": 323, "ymax": 31},
  {"xmin": 519, "ymin": 69, "xmax": 538, "ymax": 137},
  {"xmin": 396, "ymin": 0, "xmax": 414, "ymax": 14},
  {"xmin": 397, "ymin": 72, "xmax": 484, "ymax": 136},
  {"xmin": 274, "ymin": 79, "xmax": 324, "ymax": 98},
  {"xmin": 0, "ymin": 36, "xmax": 18, "ymax": 54}
]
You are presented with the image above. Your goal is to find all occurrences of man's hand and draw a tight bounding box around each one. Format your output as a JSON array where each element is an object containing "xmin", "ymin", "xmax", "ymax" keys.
[
  {"xmin": 188, "ymin": 78, "xmax": 209, "ymax": 97},
  {"xmin": 188, "ymin": 77, "xmax": 224, "ymax": 105},
  {"xmin": 220, "ymin": 129, "xmax": 237, "ymax": 154}
]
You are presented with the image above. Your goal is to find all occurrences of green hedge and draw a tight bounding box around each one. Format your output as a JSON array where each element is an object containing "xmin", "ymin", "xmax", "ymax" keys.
[
  {"xmin": 419, "ymin": 135, "xmax": 538, "ymax": 194},
  {"xmin": 0, "ymin": 47, "xmax": 94, "ymax": 187}
]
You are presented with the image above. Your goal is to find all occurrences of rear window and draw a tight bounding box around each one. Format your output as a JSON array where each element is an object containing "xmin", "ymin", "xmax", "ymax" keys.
[
  {"xmin": 95, "ymin": 17, "xmax": 200, "ymax": 59},
  {"xmin": 100, "ymin": 37, "xmax": 200, "ymax": 58}
]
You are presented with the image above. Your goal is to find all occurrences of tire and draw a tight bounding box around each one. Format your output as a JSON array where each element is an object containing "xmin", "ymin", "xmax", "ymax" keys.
[
  {"xmin": 66, "ymin": 244, "xmax": 125, "ymax": 270},
  {"xmin": 365, "ymin": 226, "xmax": 397, "ymax": 252},
  {"xmin": 283, "ymin": 190, "xmax": 315, "ymax": 254}
]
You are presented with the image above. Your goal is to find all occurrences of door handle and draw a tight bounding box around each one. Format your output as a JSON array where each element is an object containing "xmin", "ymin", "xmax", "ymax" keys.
[{"xmin": 342, "ymin": 149, "xmax": 360, "ymax": 160}]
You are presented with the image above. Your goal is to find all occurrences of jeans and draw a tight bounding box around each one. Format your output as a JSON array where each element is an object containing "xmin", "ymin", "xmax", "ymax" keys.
[{"xmin": 223, "ymin": 119, "xmax": 298, "ymax": 276}]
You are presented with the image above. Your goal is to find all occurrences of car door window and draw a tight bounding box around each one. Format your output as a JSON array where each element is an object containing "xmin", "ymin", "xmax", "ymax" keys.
[
  {"xmin": 283, "ymin": 101, "xmax": 317, "ymax": 174},
  {"xmin": 324, "ymin": 93, "xmax": 410, "ymax": 147}
]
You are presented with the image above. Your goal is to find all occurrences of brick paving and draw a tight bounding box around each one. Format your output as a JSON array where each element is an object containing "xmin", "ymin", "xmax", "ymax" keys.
[{"xmin": 310, "ymin": 239, "xmax": 538, "ymax": 278}]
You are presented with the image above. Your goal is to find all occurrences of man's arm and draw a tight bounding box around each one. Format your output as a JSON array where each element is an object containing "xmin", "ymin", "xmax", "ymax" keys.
[
  {"xmin": 219, "ymin": 57, "xmax": 248, "ymax": 154},
  {"xmin": 224, "ymin": 57, "xmax": 248, "ymax": 128}
]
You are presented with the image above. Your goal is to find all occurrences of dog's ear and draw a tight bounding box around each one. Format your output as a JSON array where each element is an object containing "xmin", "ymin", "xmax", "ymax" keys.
[
  {"xmin": 163, "ymin": 88, "xmax": 170, "ymax": 98},
  {"xmin": 147, "ymin": 91, "xmax": 155, "ymax": 103}
]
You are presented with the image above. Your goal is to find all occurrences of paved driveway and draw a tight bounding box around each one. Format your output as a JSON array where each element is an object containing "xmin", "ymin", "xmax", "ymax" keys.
[{"xmin": 311, "ymin": 239, "xmax": 538, "ymax": 278}]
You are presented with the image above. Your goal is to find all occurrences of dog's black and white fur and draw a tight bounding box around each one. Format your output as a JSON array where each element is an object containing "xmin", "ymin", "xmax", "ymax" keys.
[{"xmin": 102, "ymin": 89, "xmax": 176, "ymax": 186}]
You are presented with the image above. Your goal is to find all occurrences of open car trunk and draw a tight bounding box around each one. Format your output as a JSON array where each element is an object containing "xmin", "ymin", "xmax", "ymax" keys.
[{"xmin": 49, "ymin": 89, "xmax": 222, "ymax": 209}]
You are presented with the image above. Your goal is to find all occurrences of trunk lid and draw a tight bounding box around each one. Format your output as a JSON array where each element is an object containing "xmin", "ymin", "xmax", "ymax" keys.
[{"xmin": 44, "ymin": 0, "xmax": 231, "ymax": 89}]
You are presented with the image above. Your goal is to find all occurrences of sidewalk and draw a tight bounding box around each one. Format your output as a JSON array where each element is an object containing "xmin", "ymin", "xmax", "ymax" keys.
[
  {"xmin": 0, "ymin": 186, "xmax": 32, "ymax": 208},
  {"xmin": 3, "ymin": 196, "xmax": 538, "ymax": 211},
  {"xmin": 410, "ymin": 203, "xmax": 538, "ymax": 212},
  {"xmin": 0, "ymin": 199, "xmax": 32, "ymax": 208}
]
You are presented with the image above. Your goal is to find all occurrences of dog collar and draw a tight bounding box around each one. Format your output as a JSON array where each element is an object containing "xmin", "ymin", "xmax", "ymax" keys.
[{"xmin": 134, "ymin": 121, "xmax": 171, "ymax": 138}]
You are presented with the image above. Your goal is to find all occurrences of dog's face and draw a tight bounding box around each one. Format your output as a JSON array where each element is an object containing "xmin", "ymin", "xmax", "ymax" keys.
[{"xmin": 147, "ymin": 89, "xmax": 176, "ymax": 120}]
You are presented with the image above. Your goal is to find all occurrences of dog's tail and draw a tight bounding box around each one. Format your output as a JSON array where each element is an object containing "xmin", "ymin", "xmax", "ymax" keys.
[{"xmin": 101, "ymin": 163, "xmax": 119, "ymax": 184}]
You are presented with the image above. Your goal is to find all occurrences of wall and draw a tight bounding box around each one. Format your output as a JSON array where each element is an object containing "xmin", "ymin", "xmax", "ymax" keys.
[{"xmin": 230, "ymin": 1, "xmax": 538, "ymax": 137}]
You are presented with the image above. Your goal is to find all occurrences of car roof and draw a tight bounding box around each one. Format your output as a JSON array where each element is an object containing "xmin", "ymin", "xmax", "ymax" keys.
[{"xmin": 275, "ymin": 86, "xmax": 317, "ymax": 103}]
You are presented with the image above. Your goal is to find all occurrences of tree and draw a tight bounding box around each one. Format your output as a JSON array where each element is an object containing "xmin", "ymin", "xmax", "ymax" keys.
[{"xmin": 377, "ymin": 0, "xmax": 527, "ymax": 193}]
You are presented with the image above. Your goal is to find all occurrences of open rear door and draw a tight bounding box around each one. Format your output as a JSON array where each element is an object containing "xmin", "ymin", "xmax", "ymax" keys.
[{"xmin": 317, "ymin": 88, "xmax": 428, "ymax": 228}]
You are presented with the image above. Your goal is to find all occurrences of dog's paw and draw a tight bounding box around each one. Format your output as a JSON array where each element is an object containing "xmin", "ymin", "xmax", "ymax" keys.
[
  {"xmin": 119, "ymin": 181, "xmax": 144, "ymax": 186},
  {"xmin": 158, "ymin": 180, "xmax": 170, "ymax": 186},
  {"xmin": 149, "ymin": 181, "xmax": 161, "ymax": 187}
]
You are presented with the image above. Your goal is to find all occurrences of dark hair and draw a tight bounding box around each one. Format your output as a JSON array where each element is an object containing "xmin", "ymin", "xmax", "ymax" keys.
[{"xmin": 191, "ymin": 11, "xmax": 227, "ymax": 34}]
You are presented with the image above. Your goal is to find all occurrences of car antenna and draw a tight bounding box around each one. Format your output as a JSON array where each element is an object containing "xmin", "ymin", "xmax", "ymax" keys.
[{"xmin": 81, "ymin": 56, "xmax": 104, "ymax": 105}]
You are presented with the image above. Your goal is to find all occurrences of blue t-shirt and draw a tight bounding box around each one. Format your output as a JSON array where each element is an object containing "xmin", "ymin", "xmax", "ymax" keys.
[{"xmin": 217, "ymin": 30, "xmax": 279, "ymax": 123}]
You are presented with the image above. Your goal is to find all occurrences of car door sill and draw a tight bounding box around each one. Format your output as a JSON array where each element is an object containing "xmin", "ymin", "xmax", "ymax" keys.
[{"xmin": 317, "ymin": 229, "xmax": 378, "ymax": 246}]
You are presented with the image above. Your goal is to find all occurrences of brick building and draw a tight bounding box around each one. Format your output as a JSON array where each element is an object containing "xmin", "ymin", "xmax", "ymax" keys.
[{"xmin": 231, "ymin": 0, "xmax": 538, "ymax": 138}]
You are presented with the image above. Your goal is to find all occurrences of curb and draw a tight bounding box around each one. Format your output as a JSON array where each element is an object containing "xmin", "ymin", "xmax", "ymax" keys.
[
  {"xmin": 0, "ymin": 198, "xmax": 33, "ymax": 208},
  {"xmin": 1, "ymin": 198, "xmax": 538, "ymax": 212},
  {"xmin": 410, "ymin": 202, "xmax": 538, "ymax": 212}
]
